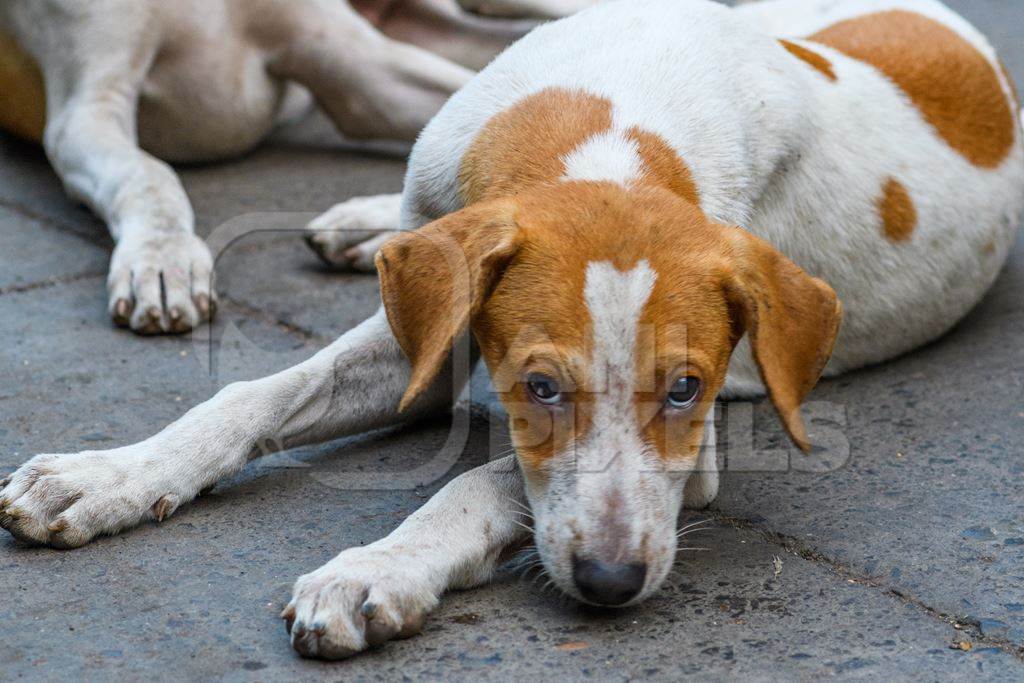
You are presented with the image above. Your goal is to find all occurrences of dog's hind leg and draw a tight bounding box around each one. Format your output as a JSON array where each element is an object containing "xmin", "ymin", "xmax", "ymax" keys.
[
  {"xmin": 268, "ymin": 1, "xmax": 472, "ymax": 142},
  {"xmin": 455, "ymin": 0, "xmax": 599, "ymax": 20},
  {"xmin": 284, "ymin": 455, "xmax": 531, "ymax": 660},
  {"xmin": 352, "ymin": 0, "xmax": 538, "ymax": 71},
  {"xmin": 0, "ymin": 309, "xmax": 468, "ymax": 548},
  {"xmin": 304, "ymin": 193, "xmax": 401, "ymax": 271}
]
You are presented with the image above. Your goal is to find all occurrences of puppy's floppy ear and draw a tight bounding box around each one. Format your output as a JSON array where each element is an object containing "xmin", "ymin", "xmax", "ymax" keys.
[
  {"xmin": 722, "ymin": 228, "xmax": 843, "ymax": 452},
  {"xmin": 376, "ymin": 199, "xmax": 521, "ymax": 411}
]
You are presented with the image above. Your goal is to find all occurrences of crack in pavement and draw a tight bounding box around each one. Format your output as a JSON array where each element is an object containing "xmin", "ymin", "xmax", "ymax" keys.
[
  {"xmin": 0, "ymin": 271, "xmax": 105, "ymax": 296},
  {"xmin": 1, "ymin": 197, "xmax": 312, "ymax": 257},
  {"xmin": 218, "ymin": 293, "xmax": 332, "ymax": 345},
  {"xmin": 708, "ymin": 511, "xmax": 1024, "ymax": 663},
  {"xmin": 0, "ymin": 197, "xmax": 110, "ymax": 248}
]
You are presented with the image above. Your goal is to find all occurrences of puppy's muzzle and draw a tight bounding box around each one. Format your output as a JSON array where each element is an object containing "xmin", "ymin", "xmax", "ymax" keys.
[{"xmin": 572, "ymin": 556, "xmax": 647, "ymax": 606}]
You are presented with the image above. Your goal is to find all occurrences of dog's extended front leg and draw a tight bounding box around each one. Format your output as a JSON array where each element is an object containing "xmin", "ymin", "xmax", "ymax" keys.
[
  {"xmin": 43, "ymin": 91, "xmax": 216, "ymax": 334},
  {"xmin": 0, "ymin": 310, "xmax": 461, "ymax": 548},
  {"xmin": 284, "ymin": 456, "xmax": 529, "ymax": 660}
]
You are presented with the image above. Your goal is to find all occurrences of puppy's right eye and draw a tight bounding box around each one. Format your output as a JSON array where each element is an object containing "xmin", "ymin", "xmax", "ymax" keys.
[{"xmin": 526, "ymin": 373, "xmax": 563, "ymax": 406}]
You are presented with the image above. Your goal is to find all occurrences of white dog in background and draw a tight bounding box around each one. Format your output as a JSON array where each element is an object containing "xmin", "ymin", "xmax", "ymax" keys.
[
  {"xmin": 0, "ymin": 0, "xmax": 592, "ymax": 334},
  {"xmin": 1, "ymin": 0, "xmax": 1021, "ymax": 663}
]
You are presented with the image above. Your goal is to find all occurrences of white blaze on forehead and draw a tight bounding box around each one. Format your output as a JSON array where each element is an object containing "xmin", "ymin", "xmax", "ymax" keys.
[
  {"xmin": 583, "ymin": 260, "xmax": 657, "ymax": 442},
  {"xmin": 562, "ymin": 130, "xmax": 643, "ymax": 186}
]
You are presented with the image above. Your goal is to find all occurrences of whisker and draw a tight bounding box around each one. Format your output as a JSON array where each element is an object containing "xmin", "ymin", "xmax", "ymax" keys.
[
  {"xmin": 511, "ymin": 520, "xmax": 535, "ymax": 534},
  {"xmin": 677, "ymin": 518, "xmax": 713, "ymax": 532},
  {"xmin": 504, "ymin": 496, "xmax": 534, "ymax": 514}
]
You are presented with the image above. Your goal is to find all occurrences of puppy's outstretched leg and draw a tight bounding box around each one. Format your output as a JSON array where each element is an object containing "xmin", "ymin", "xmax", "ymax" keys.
[
  {"xmin": 284, "ymin": 456, "xmax": 530, "ymax": 660},
  {"xmin": 269, "ymin": 2, "xmax": 473, "ymax": 142},
  {"xmin": 305, "ymin": 193, "xmax": 401, "ymax": 271},
  {"xmin": 0, "ymin": 310, "xmax": 464, "ymax": 548}
]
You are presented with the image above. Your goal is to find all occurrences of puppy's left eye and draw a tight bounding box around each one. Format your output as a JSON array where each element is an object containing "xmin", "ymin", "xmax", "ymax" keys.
[
  {"xmin": 666, "ymin": 376, "xmax": 701, "ymax": 409},
  {"xmin": 526, "ymin": 373, "xmax": 563, "ymax": 406}
]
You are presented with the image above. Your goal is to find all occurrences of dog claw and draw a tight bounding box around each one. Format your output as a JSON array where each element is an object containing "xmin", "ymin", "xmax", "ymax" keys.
[
  {"xmin": 195, "ymin": 294, "xmax": 209, "ymax": 319},
  {"xmin": 47, "ymin": 519, "xmax": 68, "ymax": 534},
  {"xmin": 152, "ymin": 495, "xmax": 178, "ymax": 522},
  {"xmin": 168, "ymin": 307, "xmax": 192, "ymax": 333},
  {"xmin": 281, "ymin": 605, "xmax": 297, "ymax": 634},
  {"xmin": 112, "ymin": 299, "xmax": 132, "ymax": 326}
]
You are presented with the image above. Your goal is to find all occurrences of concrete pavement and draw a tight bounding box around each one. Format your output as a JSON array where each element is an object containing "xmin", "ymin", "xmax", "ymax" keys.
[{"xmin": 1, "ymin": 1, "xmax": 1022, "ymax": 679}]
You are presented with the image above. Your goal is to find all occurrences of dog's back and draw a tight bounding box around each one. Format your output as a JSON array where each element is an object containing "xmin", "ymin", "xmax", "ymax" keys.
[{"xmin": 404, "ymin": 0, "xmax": 1023, "ymax": 385}]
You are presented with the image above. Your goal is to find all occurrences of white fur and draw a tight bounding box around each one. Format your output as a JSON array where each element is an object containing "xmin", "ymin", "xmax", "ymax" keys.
[
  {"xmin": 528, "ymin": 260, "xmax": 712, "ymax": 603},
  {"xmin": 305, "ymin": 193, "xmax": 403, "ymax": 271},
  {"xmin": 406, "ymin": 0, "xmax": 1024, "ymax": 393},
  {"xmin": 527, "ymin": 260, "xmax": 677, "ymax": 602},
  {"xmin": 562, "ymin": 130, "xmax": 644, "ymax": 185}
]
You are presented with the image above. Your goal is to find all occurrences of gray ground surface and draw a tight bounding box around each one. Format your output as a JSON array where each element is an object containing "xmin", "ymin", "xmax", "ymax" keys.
[{"xmin": 1, "ymin": 1, "xmax": 1022, "ymax": 680}]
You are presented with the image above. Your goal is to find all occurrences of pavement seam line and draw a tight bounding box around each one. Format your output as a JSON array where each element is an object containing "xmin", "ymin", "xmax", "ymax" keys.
[
  {"xmin": 218, "ymin": 293, "xmax": 333, "ymax": 344},
  {"xmin": 0, "ymin": 270, "xmax": 106, "ymax": 296},
  {"xmin": 0, "ymin": 197, "xmax": 110, "ymax": 248},
  {"xmin": 708, "ymin": 511, "xmax": 1024, "ymax": 663}
]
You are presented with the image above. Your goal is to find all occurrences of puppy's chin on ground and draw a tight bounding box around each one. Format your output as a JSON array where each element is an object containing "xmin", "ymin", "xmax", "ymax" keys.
[{"xmin": 533, "ymin": 535, "xmax": 677, "ymax": 609}]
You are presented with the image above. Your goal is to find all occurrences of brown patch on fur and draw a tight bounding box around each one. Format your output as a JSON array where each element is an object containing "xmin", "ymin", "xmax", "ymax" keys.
[
  {"xmin": 459, "ymin": 88, "xmax": 613, "ymax": 205},
  {"xmin": 460, "ymin": 88, "xmax": 702, "ymax": 207},
  {"xmin": 627, "ymin": 128, "xmax": 701, "ymax": 204},
  {"xmin": 809, "ymin": 10, "xmax": 1015, "ymax": 168},
  {"xmin": 779, "ymin": 39, "xmax": 836, "ymax": 81},
  {"xmin": 878, "ymin": 178, "xmax": 917, "ymax": 242},
  {"xmin": 0, "ymin": 28, "xmax": 45, "ymax": 143}
]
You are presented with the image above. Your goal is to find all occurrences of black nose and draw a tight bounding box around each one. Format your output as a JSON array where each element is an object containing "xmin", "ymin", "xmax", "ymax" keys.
[{"xmin": 572, "ymin": 556, "xmax": 647, "ymax": 606}]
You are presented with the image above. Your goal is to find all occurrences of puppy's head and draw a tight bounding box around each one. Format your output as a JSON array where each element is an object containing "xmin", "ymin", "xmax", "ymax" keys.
[{"xmin": 378, "ymin": 183, "xmax": 841, "ymax": 606}]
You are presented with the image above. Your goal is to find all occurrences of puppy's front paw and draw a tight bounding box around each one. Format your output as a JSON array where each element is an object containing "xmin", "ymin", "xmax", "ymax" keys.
[
  {"xmin": 283, "ymin": 546, "xmax": 440, "ymax": 659},
  {"xmin": 0, "ymin": 450, "xmax": 176, "ymax": 548},
  {"xmin": 304, "ymin": 194, "xmax": 401, "ymax": 271},
  {"xmin": 107, "ymin": 232, "xmax": 216, "ymax": 335}
]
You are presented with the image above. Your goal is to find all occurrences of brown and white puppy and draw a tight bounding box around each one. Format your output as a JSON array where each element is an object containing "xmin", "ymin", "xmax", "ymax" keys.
[
  {"xmin": 1, "ymin": 0, "xmax": 1021, "ymax": 662},
  {"xmin": 0, "ymin": 0, "xmax": 585, "ymax": 334}
]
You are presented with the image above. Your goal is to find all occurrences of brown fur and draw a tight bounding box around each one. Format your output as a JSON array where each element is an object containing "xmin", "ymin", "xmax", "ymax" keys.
[
  {"xmin": 0, "ymin": 27, "xmax": 45, "ymax": 143},
  {"xmin": 379, "ymin": 181, "xmax": 842, "ymax": 473},
  {"xmin": 627, "ymin": 127, "xmax": 701, "ymax": 204},
  {"xmin": 878, "ymin": 177, "xmax": 917, "ymax": 242},
  {"xmin": 458, "ymin": 88, "xmax": 613, "ymax": 205},
  {"xmin": 459, "ymin": 88, "xmax": 701, "ymax": 206},
  {"xmin": 375, "ymin": 198, "xmax": 521, "ymax": 411},
  {"xmin": 809, "ymin": 10, "xmax": 1016, "ymax": 169},
  {"xmin": 778, "ymin": 39, "xmax": 836, "ymax": 82}
]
